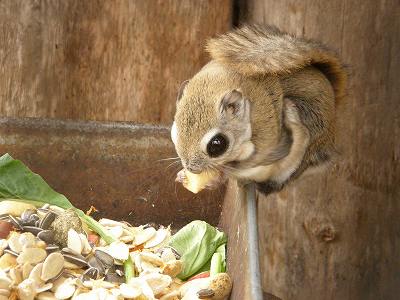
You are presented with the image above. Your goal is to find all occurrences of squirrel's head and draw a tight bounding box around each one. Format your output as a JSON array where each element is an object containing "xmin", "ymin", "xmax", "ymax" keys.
[{"xmin": 171, "ymin": 67, "xmax": 255, "ymax": 174}]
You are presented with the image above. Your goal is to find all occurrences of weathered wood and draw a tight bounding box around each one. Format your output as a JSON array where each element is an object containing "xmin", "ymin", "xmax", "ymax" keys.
[
  {"xmin": 242, "ymin": 0, "xmax": 400, "ymax": 299},
  {"xmin": 0, "ymin": 117, "xmax": 227, "ymax": 228},
  {"xmin": 0, "ymin": 0, "xmax": 231, "ymax": 124}
]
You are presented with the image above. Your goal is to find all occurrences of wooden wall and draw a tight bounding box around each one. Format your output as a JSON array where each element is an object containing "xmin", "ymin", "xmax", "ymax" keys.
[
  {"xmin": 1, "ymin": 1, "xmax": 399, "ymax": 299},
  {"xmin": 242, "ymin": 1, "xmax": 400, "ymax": 299},
  {"xmin": 0, "ymin": 0, "xmax": 231, "ymax": 124}
]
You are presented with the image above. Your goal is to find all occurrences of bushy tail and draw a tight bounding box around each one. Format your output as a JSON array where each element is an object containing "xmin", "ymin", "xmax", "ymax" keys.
[{"xmin": 206, "ymin": 25, "xmax": 346, "ymax": 103}]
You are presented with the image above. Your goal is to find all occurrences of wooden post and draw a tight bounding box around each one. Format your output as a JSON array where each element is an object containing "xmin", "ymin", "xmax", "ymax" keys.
[{"xmin": 241, "ymin": 0, "xmax": 400, "ymax": 299}]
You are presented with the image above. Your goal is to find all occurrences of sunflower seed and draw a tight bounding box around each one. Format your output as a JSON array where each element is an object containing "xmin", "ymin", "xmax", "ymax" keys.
[
  {"xmin": 37, "ymin": 208, "xmax": 50, "ymax": 215},
  {"xmin": 61, "ymin": 248, "xmax": 86, "ymax": 259},
  {"xmin": 48, "ymin": 206, "xmax": 64, "ymax": 215},
  {"xmin": 21, "ymin": 209, "xmax": 36, "ymax": 223},
  {"xmin": 39, "ymin": 211, "xmax": 56, "ymax": 230},
  {"xmin": 45, "ymin": 244, "xmax": 60, "ymax": 253},
  {"xmin": 105, "ymin": 272, "xmax": 124, "ymax": 284},
  {"xmin": 38, "ymin": 230, "xmax": 55, "ymax": 244},
  {"xmin": 87, "ymin": 256, "xmax": 105, "ymax": 275},
  {"xmin": 23, "ymin": 226, "xmax": 43, "ymax": 235},
  {"xmin": 115, "ymin": 269, "xmax": 124, "ymax": 277},
  {"xmin": 62, "ymin": 254, "xmax": 88, "ymax": 268},
  {"xmin": 94, "ymin": 250, "xmax": 114, "ymax": 268},
  {"xmin": 22, "ymin": 214, "xmax": 39, "ymax": 226},
  {"xmin": 8, "ymin": 215, "xmax": 23, "ymax": 230},
  {"xmin": 197, "ymin": 288, "xmax": 215, "ymax": 299},
  {"xmin": 81, "ymin": 267, "xmax": 99, "ymax": 281}
]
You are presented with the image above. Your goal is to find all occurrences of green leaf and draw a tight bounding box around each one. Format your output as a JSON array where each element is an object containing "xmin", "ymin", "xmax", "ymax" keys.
[
  {"xmin": 169, "ymin": 220, "xmax": 227, "ymax": 280},
  {"xmin": 210, "ymin": 253, "xmax": 223, "ymax": 276},
  {"xmin": 123, "ymin": 257, "xmax": 135, "ymax": 282},
  {"xmin": 0, "ymin": 153, "xmax": 137, "ymax": 281},
  {"xmin": 0, "ymin": 153, "xmax": 73, "ymax": 209},
  {"xmin": 197, "ymin": 243, "xmax": 226, "ymax": 274}
]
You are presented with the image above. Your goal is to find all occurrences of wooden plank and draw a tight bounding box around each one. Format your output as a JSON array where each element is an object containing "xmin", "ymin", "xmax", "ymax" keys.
[
  {"xmin": 0, "ymin": 0, "xmax": 232, "ymax": 124},
  {"xmin": 0, "ymin": 117, "xmax": 226, "ymax": 228},
  {"xmin": 219, "ymin": 182, "xmax": 252, "ymax": 300},
  {"xmin": 243, "ymin": 0, "xmax": 400, "ymax": 299}
]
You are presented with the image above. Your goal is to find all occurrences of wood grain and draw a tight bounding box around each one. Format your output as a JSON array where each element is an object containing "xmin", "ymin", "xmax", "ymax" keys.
[
  {"xmin": 0, "ymin": 0, "xmax": 232, "ymax": 124},
  {"xmin": 243, "ymin": 0, "xmax": 400, "ymax": 299}
]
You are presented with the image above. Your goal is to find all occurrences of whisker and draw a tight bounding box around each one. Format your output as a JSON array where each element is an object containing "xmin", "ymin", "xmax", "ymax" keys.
[
  {"xmin": 156, "ymin": 157, "xmax": 180, "ymax": 162},
  {"xmin": 165, "ymin": 160, "xmax": 181, "ymax": 171},
  {"xmin": 166, "ymin": 164, "xmax": 182, "ymax": 182}
]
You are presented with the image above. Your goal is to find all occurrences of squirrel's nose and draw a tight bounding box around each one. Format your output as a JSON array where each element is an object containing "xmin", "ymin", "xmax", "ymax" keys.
[{"xmin": 186, "ymin": 166, "xmax": 202, "ymax": 174}]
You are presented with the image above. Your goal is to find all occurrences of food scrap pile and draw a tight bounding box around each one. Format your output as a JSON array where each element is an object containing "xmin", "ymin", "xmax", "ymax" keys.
[{"xmin": 0, "ymin": 154, "xmax": 232, "ymax": 300}]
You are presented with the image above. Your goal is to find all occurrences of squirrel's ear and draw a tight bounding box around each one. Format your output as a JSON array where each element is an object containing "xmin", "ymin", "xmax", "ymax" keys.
[
  {"xmin": 219, "ymin": 89, "xmax": 250, "ymax": 120},
  {"xmin": 176, "ymin": 80, "xmax": 189, "ymax": 103}
]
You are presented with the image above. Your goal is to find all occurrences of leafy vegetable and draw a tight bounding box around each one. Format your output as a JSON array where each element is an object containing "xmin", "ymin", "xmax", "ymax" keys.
[
  {"xmin": 0, "ymin": 154, "xmax": 73, "ymax": 209},
  {"xmin": 0, "ymin": 153, "xmax": 115, "ymax": 242},
  {"xmin": 0, "ymin": 153, "xmax": 135, "ymax": 281},
  {"xmin": 169, "ymin": 220, "xmax": 227, "ymax": 280},
  {"xmin": 123, "ymin": 257, "xmax": 135, "ymax": 282},
  {"xmin": 210, "ymin": 253, "xmax": 223, "ymax": 276},
  {"xmin": 197, "ymin": 243, "xmax": 226, "ymax": 274}
]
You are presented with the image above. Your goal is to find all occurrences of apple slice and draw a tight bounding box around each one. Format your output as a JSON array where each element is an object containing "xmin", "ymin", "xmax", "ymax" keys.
[{"xmin": 180, "ymin": 169, "xmax": 220, "ymax": 194}]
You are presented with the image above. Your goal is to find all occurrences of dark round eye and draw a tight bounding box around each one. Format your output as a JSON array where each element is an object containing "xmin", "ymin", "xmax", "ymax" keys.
[{"xmin": 207, "ymin": 133, "xmax": 229, "ymax": 157}]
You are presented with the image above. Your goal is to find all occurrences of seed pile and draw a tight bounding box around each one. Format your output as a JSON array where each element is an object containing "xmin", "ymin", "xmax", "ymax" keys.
[{"xmin": 0, "ymin": 202, "xmax": 189, "ymax": 300}]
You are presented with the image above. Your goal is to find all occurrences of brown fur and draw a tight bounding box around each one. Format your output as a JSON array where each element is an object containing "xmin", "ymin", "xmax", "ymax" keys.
[
  {"xmin": 206, "ymin": 24, "xmax": 346, "ymax": 105},
  {"xmin": 173, "ymin": 25, "xmax": 347, "ymax": 194}
]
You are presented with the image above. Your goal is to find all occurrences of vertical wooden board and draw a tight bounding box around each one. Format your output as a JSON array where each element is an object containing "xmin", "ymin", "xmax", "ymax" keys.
[
  {"xmin": 244, "ymin": 0, "xmax": 400, "ymax": 299},
  {"xmin": 0, "ymin": 0, "xmax": 232, "ymax": 124},
  {"xmin": 219, "ymin": 182, "xmax": 252, "ymax": 300}
]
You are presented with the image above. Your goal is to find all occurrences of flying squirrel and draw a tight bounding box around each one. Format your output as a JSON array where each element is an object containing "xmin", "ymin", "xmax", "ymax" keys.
[{"xmin": 171, "ymin": 25, "xmax": 347, "ymax": 195}]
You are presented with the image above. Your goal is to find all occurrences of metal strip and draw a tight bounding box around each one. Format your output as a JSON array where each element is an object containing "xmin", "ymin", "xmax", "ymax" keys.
[{"xmin": 246, "ymin": 183, "xmax": 263, "ymax": 300}]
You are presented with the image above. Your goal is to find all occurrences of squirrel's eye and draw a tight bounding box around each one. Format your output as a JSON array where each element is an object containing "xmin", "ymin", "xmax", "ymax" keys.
[{"xmin": 207, "ymin": 133, "xmax": 229, "ymax": 157}]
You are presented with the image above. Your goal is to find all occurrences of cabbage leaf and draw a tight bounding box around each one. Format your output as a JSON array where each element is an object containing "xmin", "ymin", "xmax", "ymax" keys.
[{"xmin": 169, "ymin": 220, "xmax": 227, "ymax": 280}]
